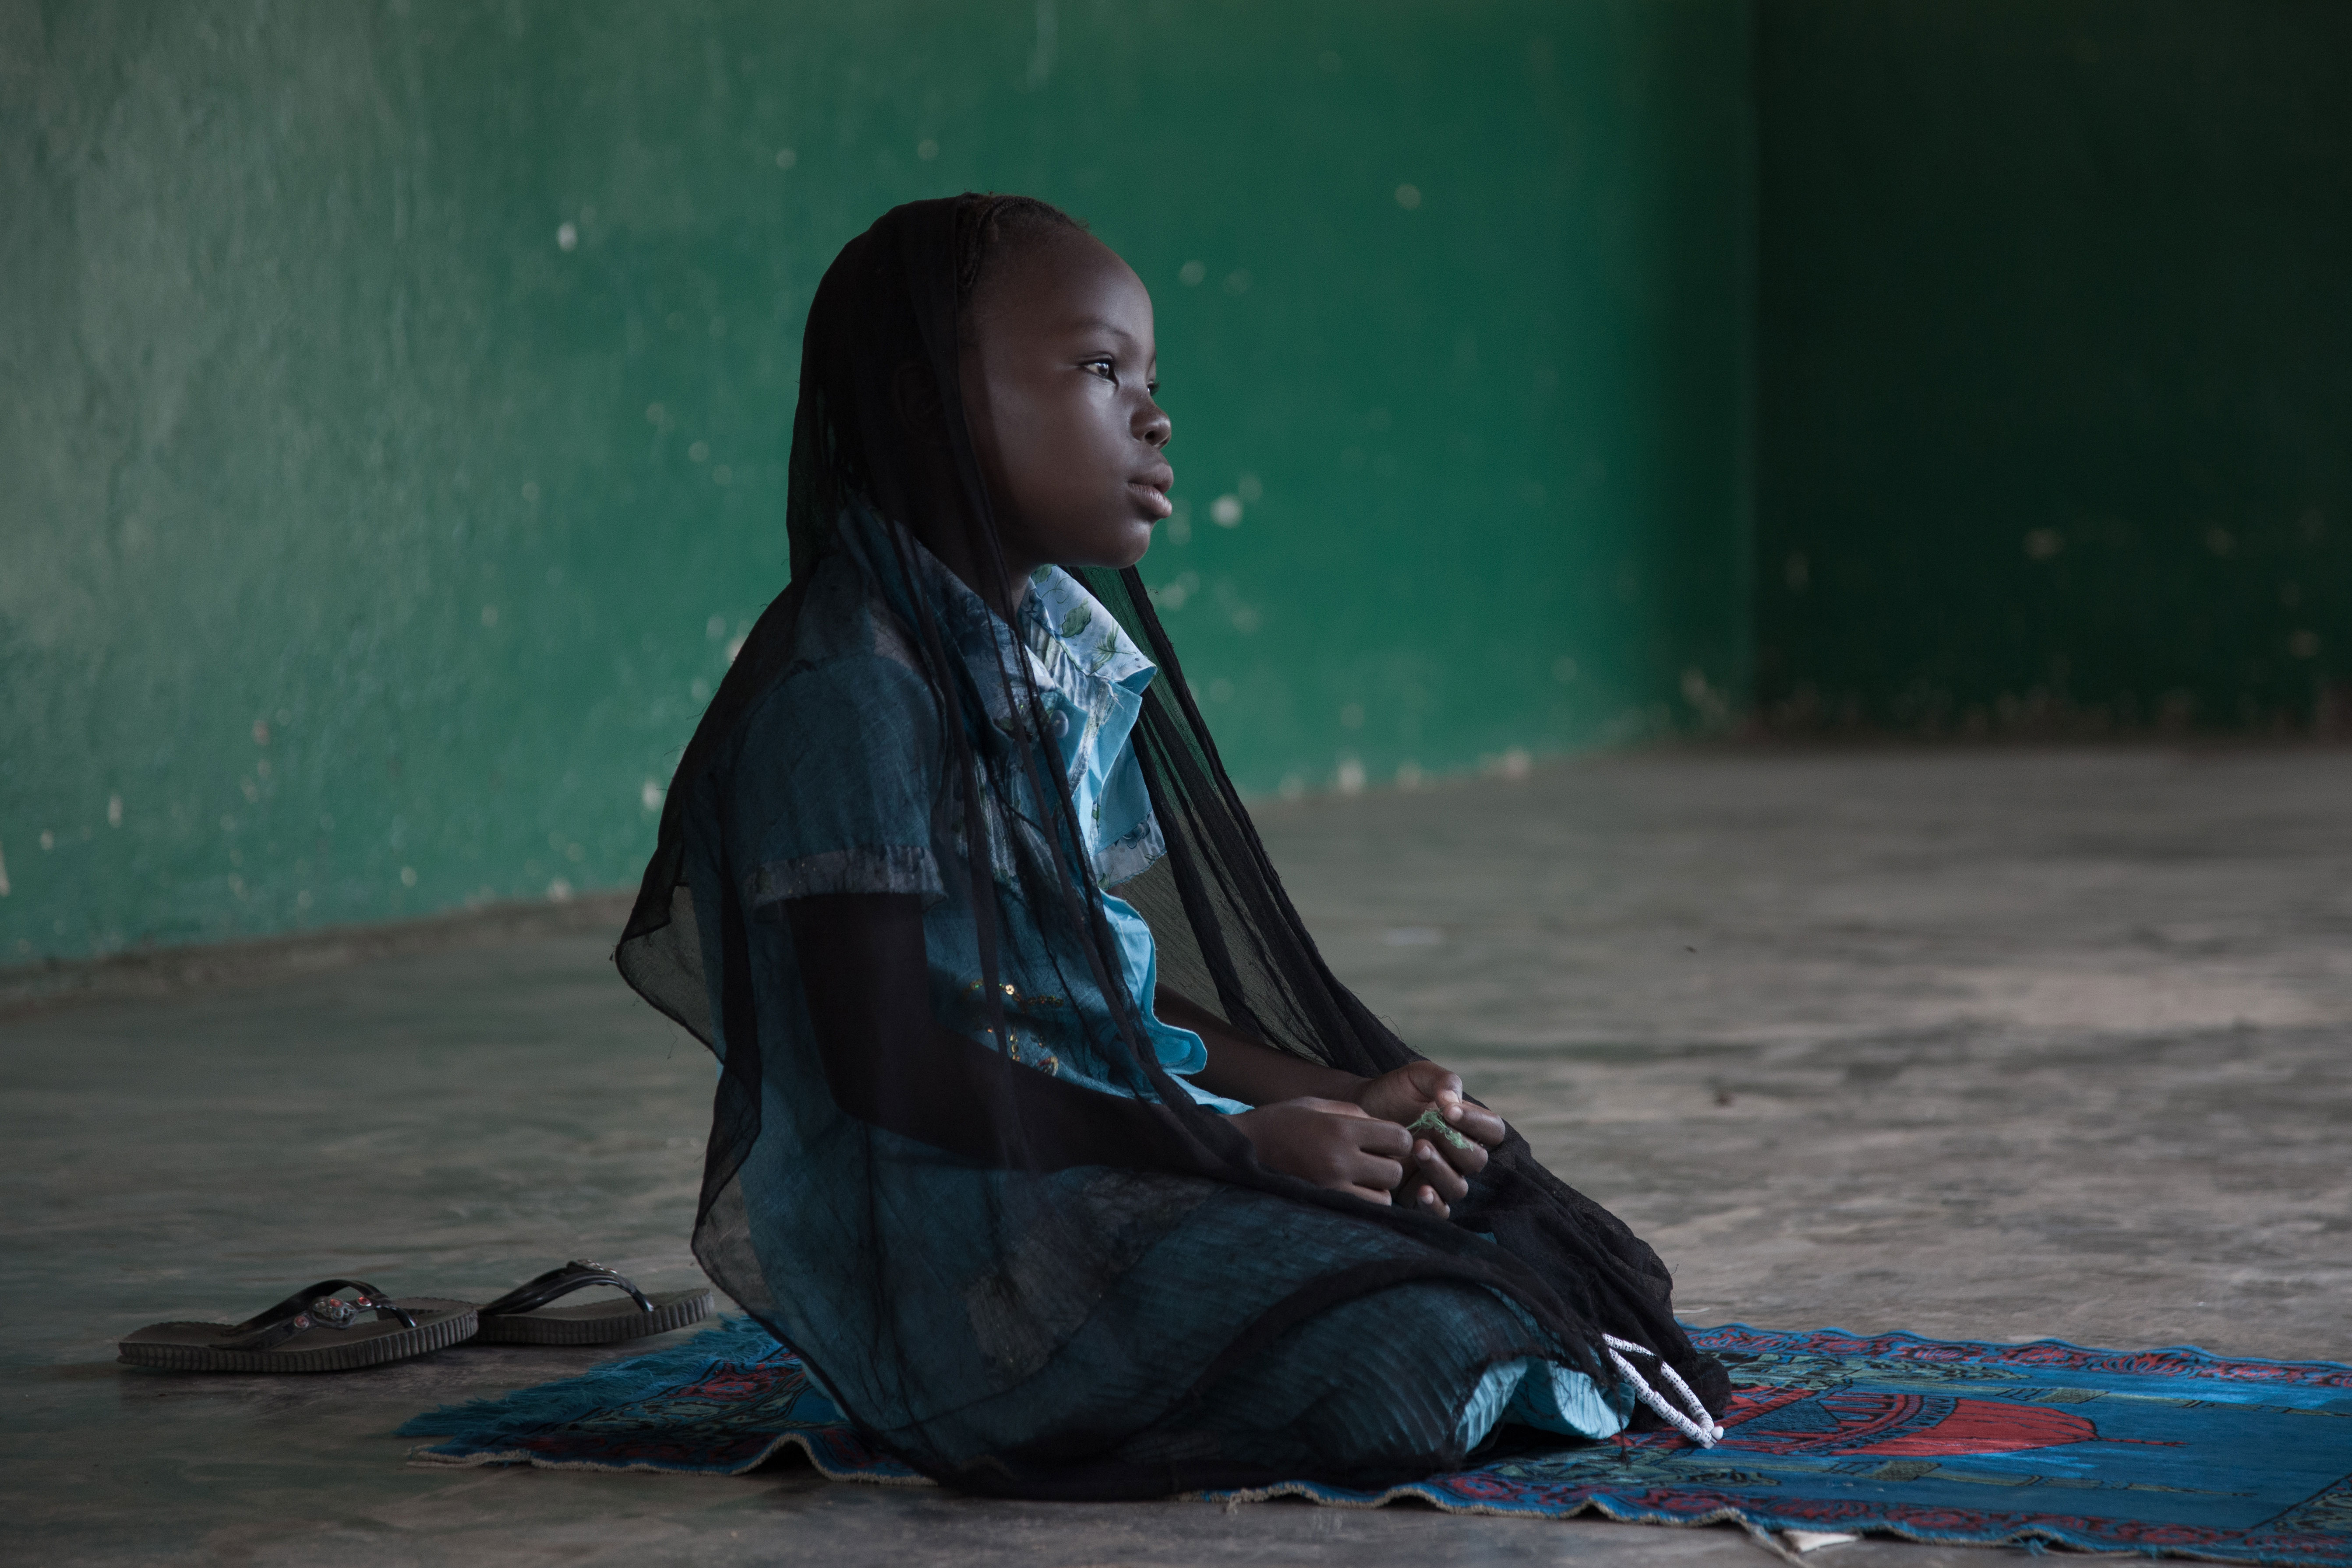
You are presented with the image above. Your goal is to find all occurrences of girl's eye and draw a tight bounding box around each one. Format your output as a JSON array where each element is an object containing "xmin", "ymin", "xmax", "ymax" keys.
[{"xmin": 1084, "ymin": 357, "xmax": 1117, "ymax": 385}]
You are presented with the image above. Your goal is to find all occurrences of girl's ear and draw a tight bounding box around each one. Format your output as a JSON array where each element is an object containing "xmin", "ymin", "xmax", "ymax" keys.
[{"xmin": 893, "ymin": 361, "xmax": 951, "ymax": 451}]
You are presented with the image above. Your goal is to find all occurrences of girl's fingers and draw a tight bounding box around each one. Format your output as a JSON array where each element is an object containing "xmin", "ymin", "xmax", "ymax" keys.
[
  {"xmin": 1449, "ymin": 1102, "xmax": 1508, "ymax": 1147},
  {"xmin": 1412, "ymin": 1183, "xmax": 1450, "ymax": 1220},
  {"xmin": 1434, "ymin": 1135, "xmax": 1490, "ymax": 1181},
  {"xmin": 1416, "ymin": 1141, "xmax": 1471, "ymax": 1199}
]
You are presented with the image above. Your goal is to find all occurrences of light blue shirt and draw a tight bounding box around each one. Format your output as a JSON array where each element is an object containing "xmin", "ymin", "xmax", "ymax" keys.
[{"xmin": 1014, "ymin": 568, "xmax": 1251, "ymax": 1116}]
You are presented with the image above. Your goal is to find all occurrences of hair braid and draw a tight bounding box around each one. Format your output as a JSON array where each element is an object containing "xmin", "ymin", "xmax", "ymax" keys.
[{"xmin": 954, "ymin": 193, "xmax": 1088, "ymax": 318}]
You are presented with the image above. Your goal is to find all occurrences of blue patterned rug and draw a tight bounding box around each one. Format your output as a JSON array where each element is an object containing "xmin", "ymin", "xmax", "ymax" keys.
[{"xmin": 400, "ymin": 1319, "xmax": 2352, "ymax": 1563}]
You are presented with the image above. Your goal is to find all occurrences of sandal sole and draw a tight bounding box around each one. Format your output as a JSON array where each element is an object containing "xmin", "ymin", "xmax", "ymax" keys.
[
  {"xmin": 473, "ymin": 1288, "xmax": 713, "ymax": 1346},
  {"xmin": 119, "ymin": 1299, "xmax": 478, "ymax": 1373}
]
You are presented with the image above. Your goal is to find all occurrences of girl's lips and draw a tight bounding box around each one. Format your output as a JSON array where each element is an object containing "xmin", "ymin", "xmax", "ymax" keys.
[{"xmin": 1128, "ymin": 480, "xmax": 1174, "ymax": 520}]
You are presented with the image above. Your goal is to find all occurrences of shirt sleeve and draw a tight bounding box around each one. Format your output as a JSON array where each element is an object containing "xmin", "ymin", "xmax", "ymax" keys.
[{"xmin": 727, "ymin": 650, "xmax": 945, "ymax": 913}]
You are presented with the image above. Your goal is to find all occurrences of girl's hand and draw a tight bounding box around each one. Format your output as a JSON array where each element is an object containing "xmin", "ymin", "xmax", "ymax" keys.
[
  {"xmin": 1229, "ymin": 1098, "xmax": 1413, "ymax": 1203},
  {"xmin": 1347, "ymin": 1061, "xmax": 1506, "ymax": 1221}
]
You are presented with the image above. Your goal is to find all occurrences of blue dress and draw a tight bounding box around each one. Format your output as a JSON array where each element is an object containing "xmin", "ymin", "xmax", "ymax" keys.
[{"xmin": 685, "ymin": 529, "xmax": 1627, "ymax": 1477}]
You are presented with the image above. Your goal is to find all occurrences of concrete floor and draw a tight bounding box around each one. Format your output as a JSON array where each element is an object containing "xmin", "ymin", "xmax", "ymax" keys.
[{"xmin": 4, "ymin": 745, "xmax": 2348, "ymax": 1566}]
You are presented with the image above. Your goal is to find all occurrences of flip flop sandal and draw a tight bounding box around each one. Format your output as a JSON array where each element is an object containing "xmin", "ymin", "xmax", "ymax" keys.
[
  {"xmin": 119, "ymin": 1279, "xmax": 477, "ymax": 1373},
  {"xmin": 471, "ymin": 1260, "xmax": 713, "ymax": 1346}
]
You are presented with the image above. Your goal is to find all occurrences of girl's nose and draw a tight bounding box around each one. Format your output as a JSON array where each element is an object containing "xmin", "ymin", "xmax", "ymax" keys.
[{"xmin": 1136, "ymin": 398, "xmax": 1172, "ymax": 450}]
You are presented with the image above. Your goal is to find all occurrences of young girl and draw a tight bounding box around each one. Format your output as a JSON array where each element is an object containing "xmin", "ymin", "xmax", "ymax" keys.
[{"xmin": 619, "ymin": 194, "xmax": 1725, "ymax": 1498}]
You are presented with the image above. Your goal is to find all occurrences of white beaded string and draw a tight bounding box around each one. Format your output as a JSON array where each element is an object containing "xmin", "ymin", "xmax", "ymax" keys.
[{"xmin": 1601, "ymin": 1333, "xmax": 1725, "ymax": 1448}]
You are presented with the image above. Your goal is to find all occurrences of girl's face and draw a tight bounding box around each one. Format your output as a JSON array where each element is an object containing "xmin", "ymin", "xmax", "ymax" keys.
[{"xmin": 960, "ymin": 233, "xmax": 1173, "ymax": 585}]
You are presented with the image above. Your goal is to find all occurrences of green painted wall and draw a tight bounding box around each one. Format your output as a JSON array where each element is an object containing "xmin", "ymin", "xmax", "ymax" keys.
[
  {"xmin": 1, "ymin": 1, "xmax": 1755, "ymax": 961},
  {"xmin": 1755, "ymin": 0, "xmax": 2352, "ymax": 734}
]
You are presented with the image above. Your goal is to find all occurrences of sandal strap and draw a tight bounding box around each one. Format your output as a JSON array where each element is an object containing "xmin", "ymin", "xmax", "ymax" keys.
[
  {"xmin": 214, "ymin": 1278, "xmax": 418, "ymax": 1353},
  {"xmin": 478, "ymin": 1260, "xmax": 657, "ymax": 1319}
]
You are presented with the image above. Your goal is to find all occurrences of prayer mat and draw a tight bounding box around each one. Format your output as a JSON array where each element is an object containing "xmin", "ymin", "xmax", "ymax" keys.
[{"xmin": 400, "ymin": 1319, "xmax": 2352, "ymax": 1564}]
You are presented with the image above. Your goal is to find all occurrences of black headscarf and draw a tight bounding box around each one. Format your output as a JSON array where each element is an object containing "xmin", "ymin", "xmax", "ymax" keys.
[{"xmin": 616, "ymin": 194, "xmax": 1720, "ymax": 1497}]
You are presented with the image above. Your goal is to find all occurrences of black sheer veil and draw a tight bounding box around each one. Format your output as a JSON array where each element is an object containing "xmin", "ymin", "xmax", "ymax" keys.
[{"xmin": 615, "ymin": 194, "xmax": 1720, "ymax": 1495}]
